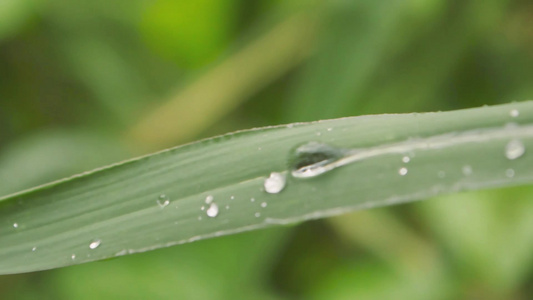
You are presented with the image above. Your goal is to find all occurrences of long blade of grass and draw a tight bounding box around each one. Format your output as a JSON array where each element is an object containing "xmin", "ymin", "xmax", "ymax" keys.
[{"xmin": 1, "ymin": 101, "xmax": 532, "ymax": 274}]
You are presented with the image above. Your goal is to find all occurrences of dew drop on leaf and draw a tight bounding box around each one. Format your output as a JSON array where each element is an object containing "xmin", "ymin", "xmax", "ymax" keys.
[
  {"xmin": 89, "ymin": 239, "xmax": 101, "ymax": 249},
  {"xmin": 290, "ymin": 142, "xmax": 346, "ymax": 178},
  {"xmin": 264, "ymin": 172, "xmax": 286, "ymax": 194},
  {"xmin": 399, "ymin": 167, "xmax": 408, "ymax": 176},
  {"xmin": 462, "ymin": 165, "xmax": 473, "ymax": 176},
  {"xmin": 157, "ymin": 194, "xmax": 170, "ymax": 208},
  {"xmin": 206, "ymin": 203, "xmax": 219, "ymax": 218},
  {"xmin": 505, "ymin": 139, "xmax": 525, "ymax": 160}
]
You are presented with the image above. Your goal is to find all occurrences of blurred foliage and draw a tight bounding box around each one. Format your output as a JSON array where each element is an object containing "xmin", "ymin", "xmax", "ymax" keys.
[{"xmin": 1, "ymin": 0, "xmax": 533, "ymax": 299}]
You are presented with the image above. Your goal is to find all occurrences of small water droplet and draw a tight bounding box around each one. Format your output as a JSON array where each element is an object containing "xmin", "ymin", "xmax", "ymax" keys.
[
  {"xmin": 261, "ymin": 202, "xmax": 267, "ymax": 208},
  {"xmin": 32, "ymin": 247, "xmax": 37, "ymax": 252},
  {"xmin": 316, "ymin": 132, "xmax": 321, "ymax": 136},
  {"xmin": 205, "ymin": 195, "xmax": 213, "ymax": 204},
  {"xmin": 264, "ymin": 172, "xmax": 286, "ymax": 194},
  {"xmin": 230, "ymin": 196, "xmax": 235, "ymax": 200},
  {"xmin": 462, "ymin": 165, "xmax": 473, "ymax": 176},
  {"xmin": 255, "ymin": 212, "xmax": 261, "ymax": 218},
  {"xmin": 510, "ymin": 109, "xmax": 519, "ymax": 117},
  {"xmin": 505, "ymin": 169, "xmax": 515, "ymax": 178},
  {"xmin": 258, "ymin": 147, "xmax": 262, "ymax": 151},
  {"xmin": 206, "ymin": 203, "xmax": 219, "ymax": 218},
  {"xmin": 402, "ymin": 156, "xmax": 410, "ymax": 163},
  {"xmin": 201, "ymin": 206, "xmax": 205, "ymax": 211},
  {"xmin": 157, "ymin": 194, "xmax": 170, "ymax": 208},
  {"xmin": 399, "ymin": 167, "xmax": 408, "ymax": 176},
  {"xmin": 71, "ymin": 254, "xmax": 76, "ymax": 260},
  {"xmin": 89, "ymin": 239, "xmax": 101, "ymax": 249},
  {"xmin": 198, "ymin": 216, "xmax": 202, "ymax": 221},
  {"xmin": 327, "ymin": 128, "xmax": 333, "ymax": 132},
  {"xmin": 505, "ymin": 139, "xmax": 525, "ymax": 160},
  {"xmin": 290, "ymin": 142, "xmax": 347, "ymax": 178},
  {"xmin": 13, "ymin": 223, "xmax": 18, "ymax": 228},
  {"xmin": 225, "ymin": 205, "xmax": 230, "ymax": 210},
  {"xmin": 438, "ymin": 171, "xmax": 446, "ymax": 178},
  {"xmin": 250, "ymin": 197, "xmax": 255, "ymax": 202}
]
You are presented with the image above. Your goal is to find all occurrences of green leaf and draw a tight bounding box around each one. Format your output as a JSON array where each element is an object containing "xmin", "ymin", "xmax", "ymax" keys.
[{"xmin": 1, "ymin": 101, "xmax": 532, "ymax": 274}]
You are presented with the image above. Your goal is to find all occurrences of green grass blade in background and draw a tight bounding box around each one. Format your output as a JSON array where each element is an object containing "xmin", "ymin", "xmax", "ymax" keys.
[{"xmin": 1, "ymin": 101, "xmax": 532, "ymax": 274}]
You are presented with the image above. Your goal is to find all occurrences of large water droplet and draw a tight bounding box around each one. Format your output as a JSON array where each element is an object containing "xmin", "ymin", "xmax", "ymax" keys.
[
  {"xmin": 206, "ymin": 203, "xmax": 219, "ymax": 218},
  {"xmin": 157, "ymin": 194, "xmax": 170, "ymax": 208},
  {"xmin": 290, "ymin": 142, "xmax": 347, "ymax": 178},
  {"xmin": 505, "ymin": 139, "xmax": 525, "ymax": 160},
  {"xmin": 89, "ymin": 239, "xmax": 101, "ymax": 249},
  {"xmin": 264, "ymin": 172, "xmax": 286, "ymax": 194}
]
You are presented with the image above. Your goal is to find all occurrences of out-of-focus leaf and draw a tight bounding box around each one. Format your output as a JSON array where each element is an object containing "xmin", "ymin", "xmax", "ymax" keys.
[
  {"xmin": 0, "ymin": 129, "xmax": 125, "ymax": 197},
  {"xmin": 0, "ymin": 0, "xmax": 36, "ymax": 41},
  {"xmin": 140, "ymin": 0, "xmax": 239, "ymax": 68}
]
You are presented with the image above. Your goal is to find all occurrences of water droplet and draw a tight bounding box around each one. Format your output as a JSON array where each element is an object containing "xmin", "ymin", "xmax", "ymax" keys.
[
  {"xmin": 198, "ymin": 216, "xmax": 202, "ymax": 221},
  {"xmin": 31, "ymin": 247, "xmax": 37, "ymax": 251},
  {"xmin": 205, "ymin": 195, "xmax": 213, "ymax": 204},
  {"xmin": 225, "ymin": 205, "xmax": 230, "ymax": 210},
  {"xmin": 258, "ymin": 147, "xmax": 262, "ymax": 151},
  {"xmin": 402, "ymin": 156, "xmax": 410, "ymax": 163},
  {"xmin": 510, "ymin": 109, "xmax": 519, "ymax": 117},
  {"xmin": 255, "ymin": 212, "xmax": 261, "ymax": 218},
  {"xmin": 438, "ymin": 171, "xmax": 446, "ymax": 178},
  {"xmin": 206, "ymin": 203, "xmax": 219, "ymax": 218},
  {"xmin": 261, "ymin": 202, "xmax": 267, "ymax": 208},
  {"xmin": 462, "ymin": 165, "xmax": 473, "ymax": 176},
  {"xmin": 250, "ymin": 197, "xmax": 255, "ymax": 202},
  {"xmin": 505, "ymin": 169, "xmax": 515, "ymax": 178},
  {"xmin": 13, "ymin": 223, "xmax": 18, "ymax": 228},
  {"xmin": 230, "ymin": 196, "xmax": 235, "ymax": 200},
  {"xmin": 327, "ymin": 128, "xmax": 333, "ymax": 132},
  {"xmin": 290, "ymin": 142, "xmax": 347, "ymax": 178},
  {"xmin": 505, "ymin": 139, "xmax": 525, "ymax": 160},
  {"xmin": 264, "ymin": 172, "xmax": 286, "ymax": 194},
  {"xmin": 71, "ymin": 254, "xmax": 76, "ymax": 260},
  {"xmin": 316, "ymin": 132, "xmax": 321, "ymax": 136},
  {"xmin": 399, "ymin": 167, "xmax": 408, "ymax": 176},
  {"xmin": 157, "ymin": 194, "xmax": 170, "ymax": 208},
  {"xmin": 201, "ymin": 206, "xmax": 205, "ymax": 211},
  {"xmin": 89, "ymin": 239, "xmax": 101, "ymax": 249}
]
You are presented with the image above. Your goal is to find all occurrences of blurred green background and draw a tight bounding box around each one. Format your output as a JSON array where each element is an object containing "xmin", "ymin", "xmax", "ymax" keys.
[{"xmin": 1, "ymin": 0, "xmax": 533, "ymax": 299}]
